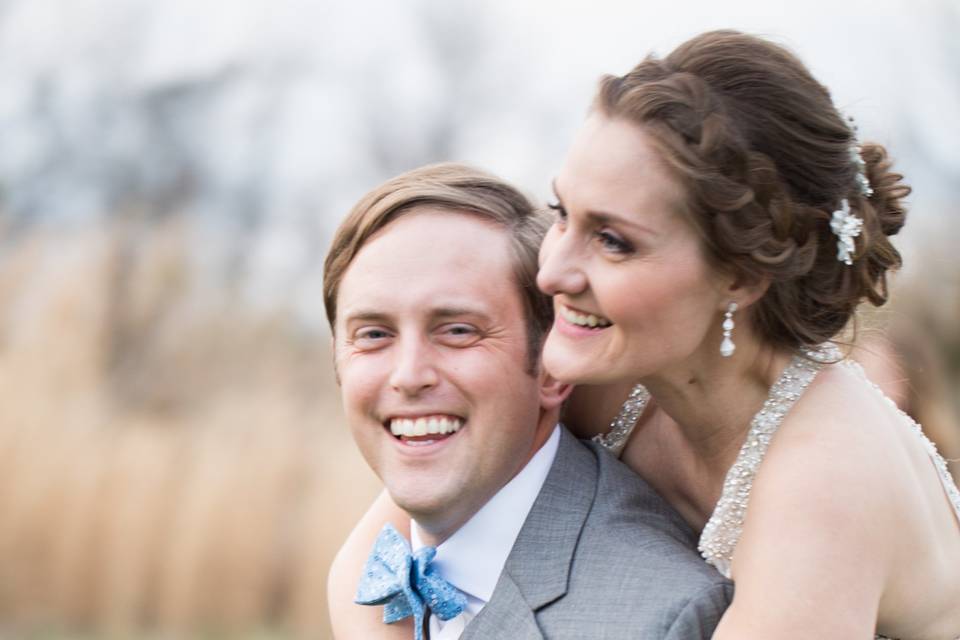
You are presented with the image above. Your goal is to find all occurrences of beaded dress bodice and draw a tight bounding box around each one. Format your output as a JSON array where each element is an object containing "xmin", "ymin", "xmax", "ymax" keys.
[{"xmin": 594, "ymin": 344, "xmax": 960, "ymax": 640}]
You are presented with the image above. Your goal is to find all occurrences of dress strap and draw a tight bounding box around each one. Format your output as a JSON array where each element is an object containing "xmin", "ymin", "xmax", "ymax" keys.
[
  {"xmin": 698, "ymin": 345, "xmax": 835, "ymax": 577},
  {"xmin": 841, "ymin": 359, "xmax": 960, "ymax": 526},
  {"xmin": 849, "ymin": 357, "xmax": 960, "ymax": 640},
  {"xmin": 593, "ymin": 384, "xmax": 650, "ymax": 458}
]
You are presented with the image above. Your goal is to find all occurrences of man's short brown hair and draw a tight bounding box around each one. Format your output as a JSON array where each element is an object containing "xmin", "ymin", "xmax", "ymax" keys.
[{"xmin": 323, "ymin": 162, "xmax": 553, "ymax": 371}]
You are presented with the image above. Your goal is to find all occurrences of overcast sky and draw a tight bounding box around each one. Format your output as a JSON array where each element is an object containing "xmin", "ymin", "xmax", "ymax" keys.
[{"xmin": 0, "ymin": 0, "xmax": 955, "ymax": 316}]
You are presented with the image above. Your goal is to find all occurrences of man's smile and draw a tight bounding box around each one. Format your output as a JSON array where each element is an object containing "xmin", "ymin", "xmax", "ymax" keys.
[
  {"xmin": 384, "ymin": 414, "xmax": 466, "ymax": 447},
  {"xmin": 389, "ymin": 415, "xmax": 464, "ymax": 437}
]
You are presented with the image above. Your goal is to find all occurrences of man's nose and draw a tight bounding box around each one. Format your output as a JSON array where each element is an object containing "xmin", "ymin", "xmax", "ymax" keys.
[
  {"xmin": 389, "ymin": 338, "xmax": 439, "ymax": 396},
  {"xmin": 537, "ymin": 228, "xmax": 588, "ymax": 296}
]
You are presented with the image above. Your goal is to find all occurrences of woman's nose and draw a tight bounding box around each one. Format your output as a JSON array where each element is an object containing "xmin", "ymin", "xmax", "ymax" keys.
[{"xmin": 537, "ymin": 225, "xmax": 587, "ymax": 296}]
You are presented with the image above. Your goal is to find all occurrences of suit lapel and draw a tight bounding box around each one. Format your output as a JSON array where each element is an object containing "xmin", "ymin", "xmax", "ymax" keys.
[
  {"xmin": 500, "ymin": 427, "xmax": 598, "ymax": 609},
  {"xmin": 461, "ymin": 428, "xmax": 598, "ymax": 639},
  {"xmin": 460, "ymin": 573, "xmax": 544, "ymax": 640}
]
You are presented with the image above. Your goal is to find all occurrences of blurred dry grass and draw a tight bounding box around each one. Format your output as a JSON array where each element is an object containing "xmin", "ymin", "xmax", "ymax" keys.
[
  {"xmin": 0, "ymin": 217, "xmax": 955, "ymax": 640},
  {"xmin": 0, "ymin": 221, "xmax": 380, "ymax": 639}
]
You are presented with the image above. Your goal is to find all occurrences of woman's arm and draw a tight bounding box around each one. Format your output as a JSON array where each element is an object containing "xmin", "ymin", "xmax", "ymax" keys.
[
  {"xmin": 562, "ymin": 380, "xmax": 638, "ymax": 439},
  {"xmin": 327, "ymin": 489, "xmax": 413, "ymax": 639}
]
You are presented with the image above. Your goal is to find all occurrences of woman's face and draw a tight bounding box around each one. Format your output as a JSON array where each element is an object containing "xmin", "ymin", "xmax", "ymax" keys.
[{"xmin": 537, "ymin": 114, "xmax": 731, "ymax": 385}]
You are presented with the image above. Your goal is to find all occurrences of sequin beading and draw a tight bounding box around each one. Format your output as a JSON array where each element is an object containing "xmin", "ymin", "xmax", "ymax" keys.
[
  {"xmin": 847, "ymin": 362, "xmax": 960, "ymax": 640},
  {"xmin": 697, "ymin": 344, "xmax": 840, "ymax": 578},
  {"xmin": 592, "ymin": 383, "xmax": 650, "ymax": 457},
  {"xmin": 842, "ymin": 358, "xmax": 960, "ymax": 528},
  {"xmin": 692, "ymin": 343, "xmax": 960, "ymax": 640}
]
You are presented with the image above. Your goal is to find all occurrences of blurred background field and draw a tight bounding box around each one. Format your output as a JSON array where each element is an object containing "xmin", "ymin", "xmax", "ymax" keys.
[
  {"xmin": 0, "ymin": 223, "xmax": 381, "ymax": 638},
  {"xmin": 0, "ymin": 0, "xmax": 957, "ymax": 638}
]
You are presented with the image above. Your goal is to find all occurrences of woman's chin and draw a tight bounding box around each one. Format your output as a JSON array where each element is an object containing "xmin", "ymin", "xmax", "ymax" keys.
[{"xmin": 542, "ymin": 337, "xmax": 608, "ymax": 385}]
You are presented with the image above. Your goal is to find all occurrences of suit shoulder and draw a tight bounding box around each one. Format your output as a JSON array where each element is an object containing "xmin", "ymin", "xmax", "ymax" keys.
[
  {"xmin": 663, "ymin": 580, "xmax": 734, "ymax": 639},
  {"xmin": 527, "ymin": 436, "xmax": 732, "ymax": 637},
  {"xmin": 584, "ymin": 439, "xmax": 699, "ymax": 544},
  {"xmin": 572, "ymin": 441, "xmax": 730, "ymax": 592}
]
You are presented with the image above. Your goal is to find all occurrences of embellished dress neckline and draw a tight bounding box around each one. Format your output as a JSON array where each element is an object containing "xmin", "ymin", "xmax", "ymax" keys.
[
  {"xmin": 697, "ymin": 344, "xmax": 836, "ymax": 576},
  {"xmin": 594, "ymin": 343, "xmax": 960, "ymax": 640}
]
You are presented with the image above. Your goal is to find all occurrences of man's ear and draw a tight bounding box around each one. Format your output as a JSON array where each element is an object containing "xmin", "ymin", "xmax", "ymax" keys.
[{"xmin": 539, "ymin": 369, "xmax": 573, "ymax": 411}]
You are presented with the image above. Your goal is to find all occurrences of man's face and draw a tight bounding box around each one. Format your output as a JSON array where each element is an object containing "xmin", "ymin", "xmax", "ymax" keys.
[{"xmin": 334, "ymin": 209, "xmax": 551, "ymax": 541}]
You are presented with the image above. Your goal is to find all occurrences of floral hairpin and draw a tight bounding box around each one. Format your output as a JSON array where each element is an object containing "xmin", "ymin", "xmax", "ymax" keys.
[
  {"xmin": 830, "ymin": 117, "xmax": 873, "ymax": 265},
  {"xmin": 830, "ymin": 199, "xmax": 863, "ymax": 266}
]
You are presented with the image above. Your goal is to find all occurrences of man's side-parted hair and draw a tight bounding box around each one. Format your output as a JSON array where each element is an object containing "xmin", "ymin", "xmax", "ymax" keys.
[{"xmin": 323, "ymin": 162, "xmax": 553, "ymax": 372}]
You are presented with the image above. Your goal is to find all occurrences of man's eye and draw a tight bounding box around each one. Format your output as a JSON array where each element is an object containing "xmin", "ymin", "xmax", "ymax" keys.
[
  {"xmin": 354, "ymin": 328, "xmax": 392, "ymax": 345},
  {"xmin": 438, "ymin": 324, "xmax": 481, "ymax": 345},
  {"xmin": 443, "ymin": 324, "xmax": 477, "ymax": 337},
  {"xmin": 447, "ymin": 325, "xmax": 475, "ymax": 335}
]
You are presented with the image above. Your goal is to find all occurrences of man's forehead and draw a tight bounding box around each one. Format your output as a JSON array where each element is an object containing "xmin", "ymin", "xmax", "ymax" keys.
[
  {"xmin": 337, "ymin": 211, "xmax": 516, "ymax": 313},
  {"xmin": 340, "ymin": 300, "xmax": 497, "ymax": 323}
]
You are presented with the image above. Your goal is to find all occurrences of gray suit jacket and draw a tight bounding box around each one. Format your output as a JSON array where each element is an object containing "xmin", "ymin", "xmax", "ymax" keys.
[{"xmin": 461, "ymin": 427, "xmax": 732, "ymax": 639}]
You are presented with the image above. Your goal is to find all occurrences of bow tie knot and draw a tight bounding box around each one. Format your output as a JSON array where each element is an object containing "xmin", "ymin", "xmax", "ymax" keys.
[{"xmin": 355, "ymin": 523, "xmax": 467, "ymax": 640}]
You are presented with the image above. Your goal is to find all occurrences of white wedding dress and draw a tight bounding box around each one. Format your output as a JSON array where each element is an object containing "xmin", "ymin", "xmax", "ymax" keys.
[{"xmin": 594, "ymin": 344, "xmax": 960, "ymax": 640}]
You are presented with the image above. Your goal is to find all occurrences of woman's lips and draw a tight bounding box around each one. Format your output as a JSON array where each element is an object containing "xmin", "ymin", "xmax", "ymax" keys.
[
  {"xmin": 558, "ymin": 304, "xmax": 612, "ymax": 329},
  {"xmin": 554, "ymin": 304, "xmax": 613, "ymax": 337}
]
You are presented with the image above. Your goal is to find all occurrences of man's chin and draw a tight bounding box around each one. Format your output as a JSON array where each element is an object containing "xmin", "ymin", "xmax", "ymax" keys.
[
  {"xmin": 388, "ymin": 484, "xmax": 474, "ymax": 539},
  {"xmin": 390, "ymin": 489, "xmax": 457, "ymax": 523}
]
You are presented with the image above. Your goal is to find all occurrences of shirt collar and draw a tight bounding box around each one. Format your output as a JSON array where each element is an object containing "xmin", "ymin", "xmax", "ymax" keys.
[{"xmin": 411, "ymin": 424, "xmax": 560, "ymax": 604}]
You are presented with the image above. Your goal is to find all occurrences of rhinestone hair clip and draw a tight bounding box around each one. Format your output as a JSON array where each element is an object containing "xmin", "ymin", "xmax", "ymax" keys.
[
  {"xmin": 830, "ymin": 117, "xmax": 874, "ymax": 266},
  {"xmin": 830, "ymin": 199, "xmax": 863, "ymax": 266}
]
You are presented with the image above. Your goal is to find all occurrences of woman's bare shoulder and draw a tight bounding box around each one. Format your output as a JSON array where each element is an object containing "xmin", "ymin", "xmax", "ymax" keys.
[
  {"xmin": 724, "ymin": 359, "xmax": 960, "ymax": 636},
  {"xmin": 753, "ymin": 361, "xmax": 904, "ymax": 524},
  {"xmin": 737, "ymin": 362, "xmax": 910, "ymax": 566},
  {"xmin": 718, "ymin": 364, "xmax": 901, "ymax": 635}
]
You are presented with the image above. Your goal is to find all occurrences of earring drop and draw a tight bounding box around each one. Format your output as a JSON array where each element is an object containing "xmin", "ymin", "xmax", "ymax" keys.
[{"xmin": 720, "ymin": 302, "xmax": 737, "ymax": 357}]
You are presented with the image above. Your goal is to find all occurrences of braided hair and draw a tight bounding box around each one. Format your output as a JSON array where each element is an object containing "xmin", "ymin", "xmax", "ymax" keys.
[{"xmin": 594, "ymin": 30, "xmax": 910, "ymax": 350}]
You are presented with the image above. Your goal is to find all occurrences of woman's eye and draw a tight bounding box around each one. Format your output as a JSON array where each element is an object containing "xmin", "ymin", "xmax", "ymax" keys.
[
  {"xmin": 597, "ymin": 230, "xmax": 633, "ymax": 254},
  {"xmin": 547, "ymin": 202, "xmax": 567, "ymax": 225}
]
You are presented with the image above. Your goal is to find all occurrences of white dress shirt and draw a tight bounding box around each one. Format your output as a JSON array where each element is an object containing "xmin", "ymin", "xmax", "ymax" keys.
[{"xmin": 411, "ymin": 425, "xmax": 560, "ymax": 639}]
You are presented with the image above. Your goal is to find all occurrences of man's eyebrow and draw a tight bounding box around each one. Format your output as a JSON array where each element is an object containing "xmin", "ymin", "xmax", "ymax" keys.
[
  {"xmin": 342, "ymin": 309, "xmax": 392, "ymax": 324},
  {"xmin": 342, "ymin": 307, "xmax": 492, "ymax": 323},
  {"xmin": 433, "ymin": 306, "xmax": 493, "ymax": 322}
]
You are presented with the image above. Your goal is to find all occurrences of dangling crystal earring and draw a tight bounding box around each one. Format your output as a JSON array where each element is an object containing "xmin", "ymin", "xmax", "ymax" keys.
[{"xmin": 720, "ymin": 301, "xmax": 737, "ymax": 358}]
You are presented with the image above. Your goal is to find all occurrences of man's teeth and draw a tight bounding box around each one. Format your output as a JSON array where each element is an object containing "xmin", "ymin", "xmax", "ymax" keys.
[
  {"xmin": 389, "ymin": 416, "xmax": 464, "ymax": 438},
  {"xmin": 560, "ymin": 306, "xmax": 612, "ymax": 328}
]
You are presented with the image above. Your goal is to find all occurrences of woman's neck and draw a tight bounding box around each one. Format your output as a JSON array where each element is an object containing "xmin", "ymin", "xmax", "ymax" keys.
[{"xmin": 639, "ymin": 337, "xmax": 793, "ymax": 476}]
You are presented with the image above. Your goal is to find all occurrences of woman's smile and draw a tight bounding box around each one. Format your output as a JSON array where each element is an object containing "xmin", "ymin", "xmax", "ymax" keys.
[{"xmin": 557, "ymin": 303, "xmax": 613, "ymax": 329}]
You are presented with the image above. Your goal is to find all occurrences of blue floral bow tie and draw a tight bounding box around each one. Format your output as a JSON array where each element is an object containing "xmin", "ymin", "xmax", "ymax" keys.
[{"xmin": 355, "ymin": 523, "xmax": 468, "ymax": 640}]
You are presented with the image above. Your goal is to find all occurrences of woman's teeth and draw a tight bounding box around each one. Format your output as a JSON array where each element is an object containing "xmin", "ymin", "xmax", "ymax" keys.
[
  {"xmin": 560, "ymin": 306, "xmax": 612, "ymax": 328},
  {"xmin": 389, "ymin": 416, "xmax": 464, "ymax": 438}
]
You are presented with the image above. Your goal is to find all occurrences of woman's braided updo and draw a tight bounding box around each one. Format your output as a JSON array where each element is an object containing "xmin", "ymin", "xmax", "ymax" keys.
[{"xmin": 595, "ymin": 30, "xmax": 910, "ymax": 351}]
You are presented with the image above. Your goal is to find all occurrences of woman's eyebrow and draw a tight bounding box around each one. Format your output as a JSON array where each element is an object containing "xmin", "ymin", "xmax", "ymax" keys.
[
  {"xmin": 584, "ymin": 210, "xmax": 658, "ymax": 238},
  {"xmin": 552, "ymin": 179, "xmax": 659, "ymax": 238}
]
